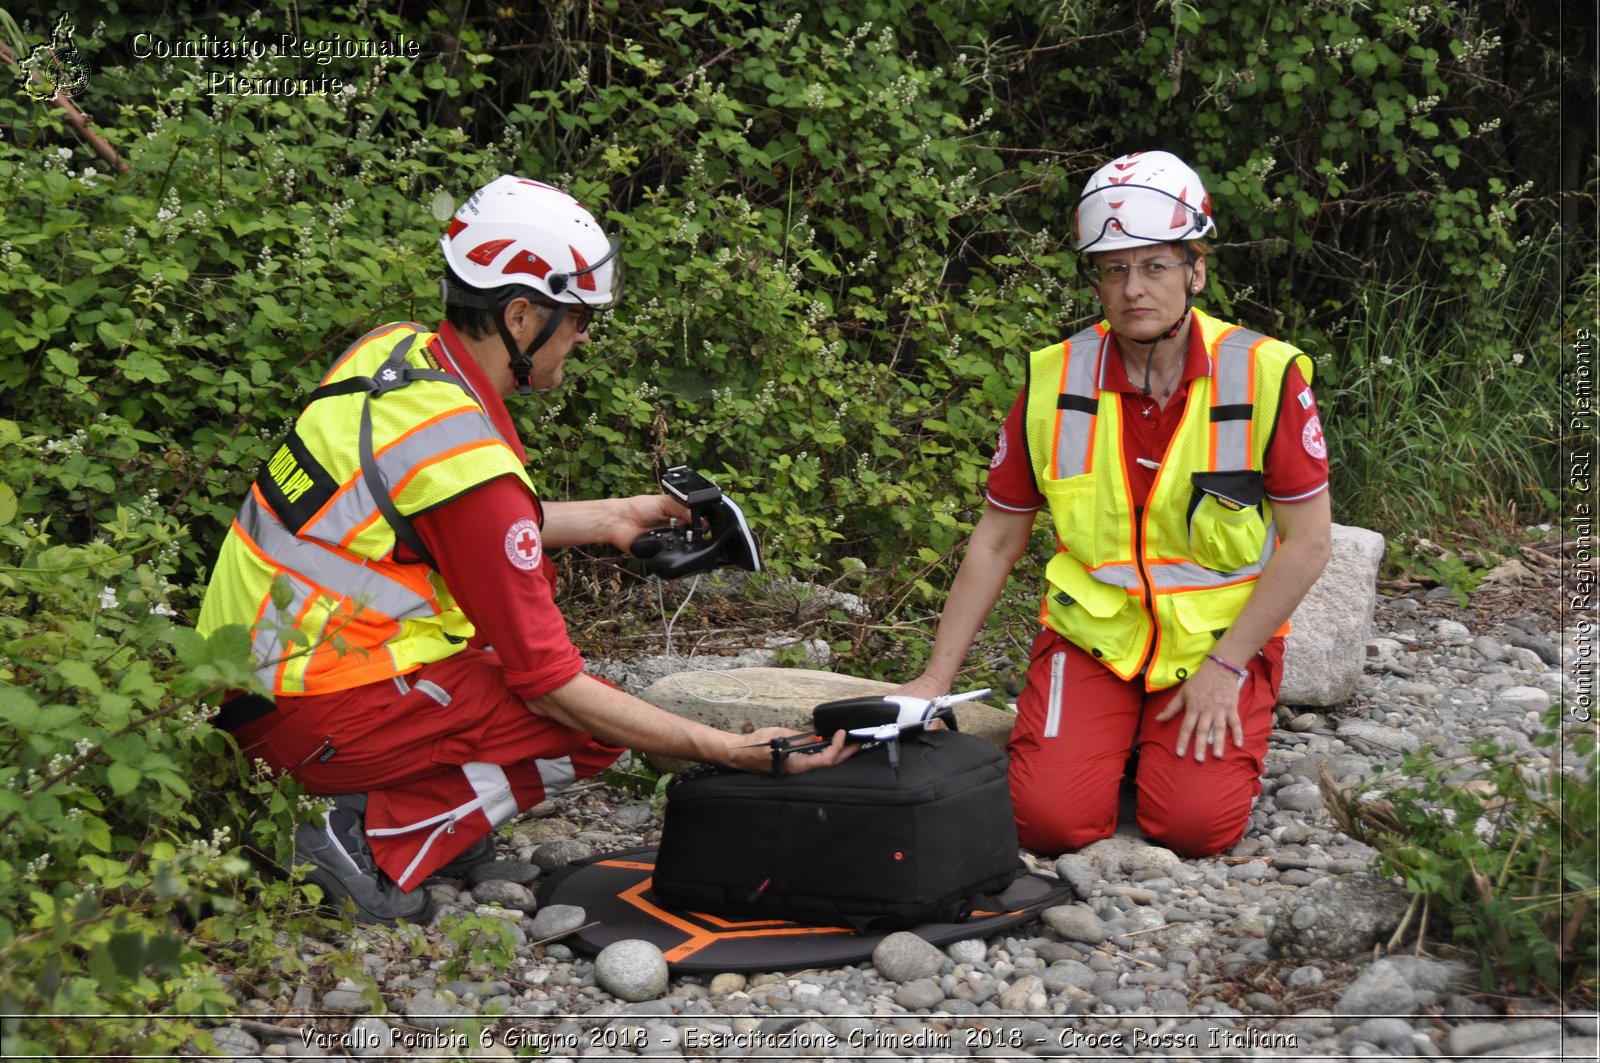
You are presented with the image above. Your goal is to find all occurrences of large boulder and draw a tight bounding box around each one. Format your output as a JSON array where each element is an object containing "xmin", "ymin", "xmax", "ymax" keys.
[
  {"xmin": 1280, "ymin": 523, "xmax": 1385, "ymax": 707},
  {"xmin": 640, "ymin": 668, "xmax": 1015, "ymax": 773}
]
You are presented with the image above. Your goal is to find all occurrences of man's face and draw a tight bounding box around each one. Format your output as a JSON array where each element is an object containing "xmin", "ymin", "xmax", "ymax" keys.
[
  {"xmin": 505, "ymin": 299, "xmax": 590, "ymax": 393},
  {"xmin": 1089, "ymin": 243, "xmax": 1206, "ymax": 343}
]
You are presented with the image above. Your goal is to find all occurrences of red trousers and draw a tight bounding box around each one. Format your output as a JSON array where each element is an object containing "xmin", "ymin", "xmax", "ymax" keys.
[
  {"xmin": 1008, "ymin": 629, "xmax": 1282, "ymax": 858},
  {"xmin": 231, "ymin": 647, "xmax": 623, "ymax": 890}
]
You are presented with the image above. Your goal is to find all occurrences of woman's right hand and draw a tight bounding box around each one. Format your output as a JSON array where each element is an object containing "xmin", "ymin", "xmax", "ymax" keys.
[{"xmin": 885, "ymin": 674, "xmax": 952, "ymax": 702}]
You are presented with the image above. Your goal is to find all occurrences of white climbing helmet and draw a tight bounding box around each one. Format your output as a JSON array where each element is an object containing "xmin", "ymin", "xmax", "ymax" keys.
[
  {"xmin": 439, "ymin": 176, "xmax": 621, "ymax": 308},
  {"xmin": 1074, "ymin": 151, "xmax": 1216, "ymax": 253}
]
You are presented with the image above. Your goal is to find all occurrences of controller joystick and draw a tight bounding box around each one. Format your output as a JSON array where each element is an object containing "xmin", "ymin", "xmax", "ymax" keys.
[{"xmin": 630, "ymin": 466, "xmax": 762, "ymax": 580}]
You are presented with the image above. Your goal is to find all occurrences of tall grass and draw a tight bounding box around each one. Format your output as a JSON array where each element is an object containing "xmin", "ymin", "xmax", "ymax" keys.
[{"xmin": 1315, "ymin": 237, "xmax": 1563, "ymax": 538}]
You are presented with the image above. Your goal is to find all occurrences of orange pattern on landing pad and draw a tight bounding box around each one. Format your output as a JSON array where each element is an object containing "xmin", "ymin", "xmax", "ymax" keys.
[{"xmin": 594, "ymin": 857, "xmax": 859, "ymax": 964}]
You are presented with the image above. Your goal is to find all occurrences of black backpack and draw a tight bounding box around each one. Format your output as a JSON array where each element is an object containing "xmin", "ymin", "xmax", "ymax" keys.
[{"xmin": 651, "ymin": 730, "xmax": 1021, "ymax": 929}]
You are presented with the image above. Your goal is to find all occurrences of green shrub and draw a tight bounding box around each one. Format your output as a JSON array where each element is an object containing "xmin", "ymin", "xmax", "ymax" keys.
[{"xmin": 1324, "ymin": 707, "xmax": 1598, "ymax": 1003}]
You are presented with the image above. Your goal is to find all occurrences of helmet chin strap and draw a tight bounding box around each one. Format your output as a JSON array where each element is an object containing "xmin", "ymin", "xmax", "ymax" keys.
[
  {"xmin": 1127, "ymin": 255, "xmax": 1201, "ymax": 396},
  {"xmin": 1129, "ymin": 298, "xmax": 1195, "ymax": 396},
  {"xmin": 497, "ymin": 302, "xmax": 568, "ymax": 395}
]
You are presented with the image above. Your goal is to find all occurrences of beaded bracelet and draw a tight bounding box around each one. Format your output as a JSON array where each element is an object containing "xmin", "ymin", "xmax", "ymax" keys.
[{"xmin": 1206, "ymin": 653, "xmax": 1247, "ymax": 682}]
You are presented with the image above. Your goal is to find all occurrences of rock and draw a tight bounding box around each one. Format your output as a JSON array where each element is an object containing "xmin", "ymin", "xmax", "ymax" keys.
[
  {"xmin": 349, "ymin": 1017, "xmax": 392, "ymax": 1058},
  {"xmin": 1042, "ymin": 904, "xmax": 1109, "ymax": 945},
  {"xmin": 1281, "ymin": 524, "xmax": 1385, "ymax": 706},
  {"xmin": 708, "ymin": 972, "xmax": 747, "ymax": 997},
  {"xmin": 405, "ymin": 988, "xmax": 473, "ymax": 1031},
  {"xmin": 1273, "ymin": 782, "xmax": 1324, "ymax": 812},
  {"xmin": 595, "ymin": 939, "xmax": 670, "ymax": 1002},
  {"xmin": 530, "ymin": 838, "xmax": 592, "ymax": 872},
  {"xmin": 639, "ymin": 668, "xmax": 1016, "ymax": 771},
  {"xmin": 1052, "ymin": 855, "xmax": 1098, "ymax": 899},
  {"xmin": 1446, "ymin": 1019, "xmax": 1565, "ymax": 1056},
  {"xmin": 529, "ymin": 903, "xmax": 588, "ymax": 941},
  {"xmin": 320, "ymin": 978, "xmax": 373, "ymax": 1012},
  {"xmin": 1269, "ymin": 873, "xmax": 1412, "ymax": 959},
  {"xmin": 468, "ymin": 859, "xmax": 540, "ymax": 888},
  {"xmin": 1497, "ymin": 685, "xmax": 1552, "ymax": 712},
  {"xmin": 1334, "ymin": 718, "xmax": 1423, "ymax": 756},
  {"xmin": 1040, "ymin": 960, "xmax": 1097, "ymax": 992},
  {"xmin": 205, "ymin": 1026, "xmax": 261, "ymax": 1057},
  {"xmin": 1334, "ymin": 961, "xmax": 1416, "ymax": 1016},
  {"xmin": 872, "ymin": 931, "xmax": 946, "ymax": 982},
  {"xmin": 1506, "ymin": 633, "xmax": 1561, "ymax": 665},
  {"xmin": 472, "ymin": 879, "xmax": 538, "ymax": 912},
  {"xmin": 893, "ymin": 977, "xmax": 945, "ymax": 1010},
  {"xmin": 1120, "ymin": 844, "xmax": 1181, "ymax": 877},
  {"xmin": 946, "ymin": 938, "xmax": 988, "ymax": 966}
]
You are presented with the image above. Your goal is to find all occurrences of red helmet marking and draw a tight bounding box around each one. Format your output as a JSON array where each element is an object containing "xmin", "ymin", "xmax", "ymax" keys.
[
  {"xmin": 1108, "ymin": 200, "xmax": 1125, "ymax": 210},
  {"xmin": 569, "ymin": 245, "xmax": 597, "ymax": 291},
  {"xmin": 446, "ymin": 218, "xmax": 468, "ymax": 240},
  {"xmin": 465, "ymin": 238, "xmax": 514, "ymax": 266},
  {"xmin": 502, "ymin": 250, "xmax": 553, "ymax": 278},
  {"xmin": 1170, "ymin": 188, "xmax": 1191, "ymax": 229}
]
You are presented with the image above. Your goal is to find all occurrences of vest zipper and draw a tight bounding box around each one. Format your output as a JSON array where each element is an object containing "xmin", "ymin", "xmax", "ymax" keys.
[{"xmin": 1133, "ymin": 505, "xmax": 1159, "ymax": 679}]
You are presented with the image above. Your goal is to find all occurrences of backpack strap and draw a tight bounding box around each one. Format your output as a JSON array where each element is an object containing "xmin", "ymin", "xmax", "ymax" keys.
[{"xmin": 304, "ymin": 334, "xmax": 471, "ymax": 571}]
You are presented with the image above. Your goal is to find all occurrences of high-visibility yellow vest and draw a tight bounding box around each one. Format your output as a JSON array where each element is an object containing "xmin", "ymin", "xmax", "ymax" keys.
[
  {"xmin": 198, "ymin": 323, "xmax": 535, "ymax": 695},
  {"xmin": 1022, "ymin": 308, "xmax": 1312, "ymax": 690}
]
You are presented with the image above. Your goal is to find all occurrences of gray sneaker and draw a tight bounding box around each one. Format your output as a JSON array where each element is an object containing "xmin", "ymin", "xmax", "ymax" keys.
[{"xmin": 293, "ymin": 805, "xmax": 433, "ymax": 926}]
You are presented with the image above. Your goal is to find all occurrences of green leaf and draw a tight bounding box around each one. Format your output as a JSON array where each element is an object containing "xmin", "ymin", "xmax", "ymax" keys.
[{"xmin": 106, "ymin": 762, "xmax": 141, "ymax": 797}]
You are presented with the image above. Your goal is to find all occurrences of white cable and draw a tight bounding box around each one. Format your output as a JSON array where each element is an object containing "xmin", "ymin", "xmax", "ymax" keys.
[{"xmin": 656, "ymin": 574, "xmax": 754, "ymax": 704}]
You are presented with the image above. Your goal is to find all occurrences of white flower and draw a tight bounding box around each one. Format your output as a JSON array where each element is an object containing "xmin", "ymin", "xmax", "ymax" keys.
[
  {"xmin": 1511, "ymin": 351, "xmax": 1525, "ymax": 366},
  {"xmin": 97, "ymin": 586, "xmax": 117, "ymax": 610}
]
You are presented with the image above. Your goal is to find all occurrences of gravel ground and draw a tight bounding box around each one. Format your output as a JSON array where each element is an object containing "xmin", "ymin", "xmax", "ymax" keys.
[{"xmin": 199, "ymin": 577, "xmax": 1597, "ymax": 1061}]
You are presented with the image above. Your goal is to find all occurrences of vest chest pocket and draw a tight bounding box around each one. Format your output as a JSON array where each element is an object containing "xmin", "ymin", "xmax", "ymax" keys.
[
  {"xmin": 1040, "ymin": 473, "xmax": 1099, "ymax": 564},
  {"xmin": 1187, "ymin": 471, "xmax": 1268, "ymax": 574}
]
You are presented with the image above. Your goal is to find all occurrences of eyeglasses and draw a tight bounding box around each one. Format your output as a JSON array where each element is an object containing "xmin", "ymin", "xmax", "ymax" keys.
[
  {"xmin": 1084, "ymin": 258, "xmax": 1192, "ymax": 285},
  {"xmin": 567, "ymin": 304, "xmax": 595, "ymax": 332}
]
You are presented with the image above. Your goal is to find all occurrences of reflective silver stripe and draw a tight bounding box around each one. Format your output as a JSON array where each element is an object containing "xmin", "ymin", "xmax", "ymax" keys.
[
  {"xmin": 300, "ymin": 407, "xmax": 505, "ymax": 544},
  {"xmin": 249, "ymin": 569, "xmax": 318, "ymax": 687},
  {"xmin": 463, "ymin": 762, "xmax": 519, "ymax": 827},
  {"xmin": 1054, "ymin": 331, "xmax": 1104, "ymax": 477},
  {"xmin": 537, "ymin": 756, "xmax": 577, "ymax": 799},
  {"xmin": 1043, "ymin": 651, "xmax": 1066, "ymax": 739},
  {"xmin": 415, "ymin": 679, "xmax": 451, "ymax": 706},
  {"xmin": 1087, "ymin": 558, "xmax": 1265, "ymax": 589},
  {"xmin": 239, "ymin": 496, "xmax": 434, "ymax": 623},
  {"xmin": 366, "ymin": 762, "xmax": 518, "ymax": 888},
  {"xmin": 1213, "ymin": 327, "xmax": 1265, "ymax": 470}
]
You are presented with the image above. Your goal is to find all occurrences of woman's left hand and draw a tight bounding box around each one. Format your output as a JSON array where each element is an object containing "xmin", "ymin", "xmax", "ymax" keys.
[{"xmin": 1154, "ymin": 659, "xmax": 1244, "ymax": 762}]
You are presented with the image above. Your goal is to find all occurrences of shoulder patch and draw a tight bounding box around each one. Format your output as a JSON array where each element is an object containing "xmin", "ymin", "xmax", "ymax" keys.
[
  {"xmin": 504, "ymin": 517, "xmax": 543, "ymax": 570},
  {"xmin": 1301, "ymin": 415, "xmax": 1327, "ymax": 460},
  {"xmin": 991, "ymin": 427, "xmax": 1009, "ymax": 470}
]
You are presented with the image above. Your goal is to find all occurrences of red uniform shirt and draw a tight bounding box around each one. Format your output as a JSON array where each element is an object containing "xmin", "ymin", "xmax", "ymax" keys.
[
  {"xmin": 398, "ymin": 322, "xmax": 587, "ymax": 701},
  {"xmin": 985, "ymin": 316, "xmax": 1329, "ymax": 513}
]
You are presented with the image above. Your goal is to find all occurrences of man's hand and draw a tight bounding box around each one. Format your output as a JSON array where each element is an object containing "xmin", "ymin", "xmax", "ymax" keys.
[
  {"xmin": 610, "ymin": 494, "xmax": 691, "ymax": 554},
  {"xmin": 726, "ymin": 727, "xmax": 855, "ymax": 775},
  {"xmin": 540, "ymin": 494, "xmax": 691, "ymax": 552},
  {"xmin": 1154, "ymin": 659, "xmax": 1243, "ymax": 762}
]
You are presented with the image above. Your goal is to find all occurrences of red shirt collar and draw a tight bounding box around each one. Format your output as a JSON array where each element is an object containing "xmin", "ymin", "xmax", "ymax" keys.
[
  {"xmin": 1099, "ymin": 313, "xmax": 1211, "ymax": 395},
  {"xmin": 427, "ymin": 321, "xmax": 528, "ymax": 464}
]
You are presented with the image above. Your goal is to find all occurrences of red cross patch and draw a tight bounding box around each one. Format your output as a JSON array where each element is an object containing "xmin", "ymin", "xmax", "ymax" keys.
[
  {"xmin": 504, "ymin": 517, "xmax": 542, "ymax": 571},
  {"xmin": 1302, "ymin": 415, "xmax": 1327, "ymax": 460}
]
